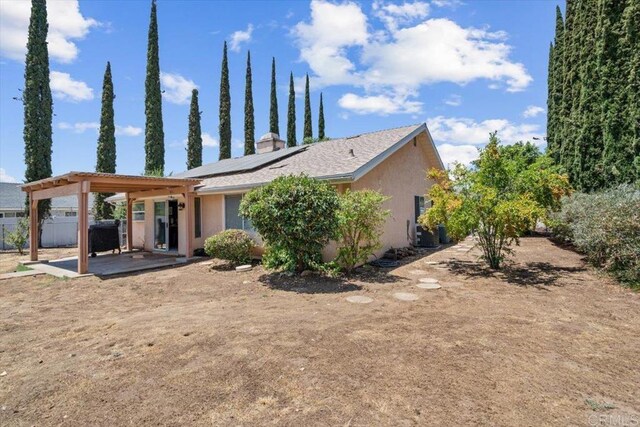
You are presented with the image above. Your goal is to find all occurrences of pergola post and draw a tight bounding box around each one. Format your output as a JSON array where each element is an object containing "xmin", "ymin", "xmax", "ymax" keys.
[
  {"xmin": 126, "ymin": 193, "xmax": 133, "ymax": 252},
  {"xmin": 184, "ymin": 188, "xmax": 194, "ymax": 259},
  {"xmin": 77, "ymin": 181, "xmax": 89, "ymax": 274},
  {"xmin": 29, "ymin": 192, "xmax": 38, "ymax": 261}
]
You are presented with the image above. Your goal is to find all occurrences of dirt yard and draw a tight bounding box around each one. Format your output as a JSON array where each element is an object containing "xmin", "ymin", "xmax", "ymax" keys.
[{"xmin": 0, "ymin": 237, "xmax": 638, "ymax": 426}]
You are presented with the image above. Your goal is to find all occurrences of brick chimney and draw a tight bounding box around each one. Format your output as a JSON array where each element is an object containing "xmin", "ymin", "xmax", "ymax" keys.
[{"xmin": 256, "ymin": 132, "xmax": 285, "ymax": 154}]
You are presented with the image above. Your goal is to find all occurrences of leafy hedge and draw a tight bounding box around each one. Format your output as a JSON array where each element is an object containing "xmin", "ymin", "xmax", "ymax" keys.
[
  {"xmin": 240, "ymin": 175, "xmax": 340, "ymax": 272},
  {"xmin": 550, "ymin": 185, "xmax": 640, "ymax": 287},
  {"xmin": 204, "ymin": 229, "xmax": 253, "ymax": 266}
]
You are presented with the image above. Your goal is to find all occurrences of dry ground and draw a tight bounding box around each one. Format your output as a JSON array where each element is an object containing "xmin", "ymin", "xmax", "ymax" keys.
[
  {"xmin": 0, "ymin": 237, "xmax": 638, "ymax": 426},
  {"xmin": 0, "ymin": 247, "xmax": 77, "ymax": 274}
]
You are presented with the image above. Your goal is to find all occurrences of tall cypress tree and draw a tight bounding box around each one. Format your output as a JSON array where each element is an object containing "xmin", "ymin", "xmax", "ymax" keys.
[
  {"xmin": 269, "ymin": 57, "xmax": 279, "ymax": 135},
  {"xmin": 547, "ymin": 6, "xmax": 564, "ymax": 162},
  {"xmin": 23, "ymin": 0, "xmax": 53, "ymax": 229},
  {"xmin": 94, "ymin": 62, "xmax": 116, "ymax": 219},
  {"xmin": 558, "ymin": 0, "xmax": 578, "ymax": 180},
  {"xmin": 621, "ymin": 0, "xmax": 640, "ymax": 183},
  {"xmin": 574, "ymin": 0, "xmax": 602, "ymax": 191},
  {"xmin": 287, "ymin": 72, "xmax": 296, "ymax": 147},
  {"xmin": 244, "ymin": 51, "xmax": 255, "ymax": 155},
  {"xmin": 303, "ymin": 74, "xmax": 313, "ymax": 143},
  {"xmin": 187, "ymin": 89, "xmax": 202, "ymax": 169},
  {"xmin": 144, "ymin": 0, "xmax": 164, "ymax": 176},
  {"xmin": 318, "ymin": 92, "xmax": 325, "ymax": 141},
  {"xmin": 219, "ymin": 41, "xmax": 231, "ymax": 160},
  {"xmin": 601, "ymin": 0, "xmax": 636, "ymax": 185}
]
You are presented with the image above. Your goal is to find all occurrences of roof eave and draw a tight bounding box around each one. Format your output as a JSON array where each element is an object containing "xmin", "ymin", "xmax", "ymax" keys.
[{"xmin": 196, "ymin": 173, "xmax": 355, "ymax": 195}]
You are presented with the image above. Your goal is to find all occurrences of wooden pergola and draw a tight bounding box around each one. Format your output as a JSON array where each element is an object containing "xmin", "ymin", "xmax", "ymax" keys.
[{"xmin": 21, "ymin": 172, "xmax": 201, "ymax": 274}]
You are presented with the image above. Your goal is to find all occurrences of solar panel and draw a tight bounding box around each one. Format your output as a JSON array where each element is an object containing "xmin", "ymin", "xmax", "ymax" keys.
[{"xmin": 174, "ymin": 145, "xmax": 307, "ymax": 179}]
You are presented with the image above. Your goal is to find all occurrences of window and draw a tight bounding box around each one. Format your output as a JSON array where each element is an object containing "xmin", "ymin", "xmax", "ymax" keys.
[
  {"xmin": 0, "ymin": 213, "xmax": 4, "ymax": 218},
  {"xmin": 224, "ymin": 195, "xmax": 253, "ymax": 231},
  {"xmin": 65, "ymin": 211, "xmax": 77, "ymax": 217},
  {"xmin": 194, "ymin": 197, "xmax": 202, "ymax": 238},
  {"xmin": 414, "ymin": 196, "xmax": 432, "ymax": 222},
  {"xmin": 15, "ymin": 212, "xmax": 25, "ymax": 218},
  {"xmin": 4, "ymin": 212, "xmax": 16, "ymax": 218},
  {"xmin": 132, "ymin": 202, "xmax": 145, "ymax": 221}
]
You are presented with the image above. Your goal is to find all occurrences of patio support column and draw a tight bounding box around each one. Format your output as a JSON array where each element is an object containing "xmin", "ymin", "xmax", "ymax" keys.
[
  {"xmin": 126, "ymin": 193, "xmax": 133, "ymax": 251},
  {"xmin": 184, "ymin": 188, "xmax": 194, "ymax": 259},
  {"xmin": 77, "ymin": 181, "xmax": 90, "ymax": 274},
  {"xmin": 29, "ymin": 192, "xmax": 38, "ymax": 261}
]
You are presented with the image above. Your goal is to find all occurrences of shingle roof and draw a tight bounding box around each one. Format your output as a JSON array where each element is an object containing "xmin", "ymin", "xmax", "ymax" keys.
[
  {"xmin": 0, "ymin": 182, "xmax": 94, "ymax": 210},
  {"xmin": 198, "ymin": 123, "xmax": 431, "ymax": 193}
]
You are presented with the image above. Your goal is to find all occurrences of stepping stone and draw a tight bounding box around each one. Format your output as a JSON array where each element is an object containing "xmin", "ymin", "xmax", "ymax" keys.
[
  {"xmin": 416, "ymin": 283, "xmax": 441, "ymax": 290},
  {"xmin": 408, "ymin": 269, "xmax": 427, "ymax": 275},
  {"xmin": 346, "ymin": 295, "xmax": 373, "ymax": 304},
  {"xmin": 393, "ymin": 292, "xmax": 419, "ymax": 301},
  {"xmin": 423, "ymin": 261, "xmax": 439, "ymax": 265},
  {"xmin": 418, "ymin": 277, "xmax": 439, "ymax": 284},
  {"xmin": 235, "ymin": 265, "xmax": 252, "ymax": 272}
]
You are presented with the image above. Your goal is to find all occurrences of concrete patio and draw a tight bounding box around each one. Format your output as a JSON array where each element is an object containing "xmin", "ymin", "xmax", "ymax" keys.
[{"xmin": 24, "ymin": 251, "xmax": 190, "ymax": 278}]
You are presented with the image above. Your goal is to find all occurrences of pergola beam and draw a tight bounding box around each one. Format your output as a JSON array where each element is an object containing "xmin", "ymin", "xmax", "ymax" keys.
[
  {"xmin": 127, "ymin": 186, "xmax": 190, "ymax": 200},
  {"xmin": 31, "ymin": 182, "xmax": 80, "ymax": 201}
]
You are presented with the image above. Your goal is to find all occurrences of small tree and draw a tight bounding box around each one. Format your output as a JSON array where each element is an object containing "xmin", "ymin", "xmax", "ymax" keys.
[
  {"xmin": 336, "ymin": 189, "xmax": 389, "ymax": 273},
  {"xmin": 420, "ymin": 132, "xmax": 571, "ymax": 269},
  {"xmin": 303, "ymin": 74, "xmax": 313, "ymax": 142},
  {"xmin": 7, "ymin": 218, "xmax": 29, "ymax": 256},
  {"xmin": 239, "ymin": 175, "xmax": 339, "ymax": 272}
]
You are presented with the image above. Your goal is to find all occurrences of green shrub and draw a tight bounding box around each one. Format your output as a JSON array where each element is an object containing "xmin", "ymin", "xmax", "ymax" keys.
[
  {"xmin": 336, "ymin": 189, "xmax": 389, "ymax": 273},
  {"xmin": 551, "ymin": 185, "xmax": 640, "ymax": 287},
  {"xmin": 240, "ymin": 175, "xmax": 339, "ymax": 272},
  {"xmin": 204, "ymin": 229, "xmax": 253, "ymax": 266},
  {"xmin": 6, "ymin": 217, "xmax": 29, "ymax": 255}
]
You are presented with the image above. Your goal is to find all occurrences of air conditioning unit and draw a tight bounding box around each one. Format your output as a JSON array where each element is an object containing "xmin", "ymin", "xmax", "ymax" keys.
[{"xmin": 415, "ymin": 225, "xmax": 439, "ymax": 247}]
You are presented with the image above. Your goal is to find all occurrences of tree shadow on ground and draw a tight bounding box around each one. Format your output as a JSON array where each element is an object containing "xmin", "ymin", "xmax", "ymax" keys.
[
  {"xmin": 443, "ymin": 259, "xmax": 586, "ymax": 289},
  {"xmin": 257, "ymin": 268, "xmax": 405, "ymax": 294}
]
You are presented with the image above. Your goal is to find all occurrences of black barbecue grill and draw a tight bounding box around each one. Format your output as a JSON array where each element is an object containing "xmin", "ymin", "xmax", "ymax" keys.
[{"xmin": 88, "ymin": 220, "xmax": 122, "ymax": 257}]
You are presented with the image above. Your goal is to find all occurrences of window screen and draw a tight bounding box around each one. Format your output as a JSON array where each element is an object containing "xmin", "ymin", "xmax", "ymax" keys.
[{"xmin": 194, "ymin": 197, "xmax": 202, "ymax": 238}]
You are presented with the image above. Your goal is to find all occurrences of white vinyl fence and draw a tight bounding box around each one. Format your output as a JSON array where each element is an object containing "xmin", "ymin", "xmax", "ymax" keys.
[{"xmin": 0, "ymin": 217, "xmax": 125, "ymax": 250}]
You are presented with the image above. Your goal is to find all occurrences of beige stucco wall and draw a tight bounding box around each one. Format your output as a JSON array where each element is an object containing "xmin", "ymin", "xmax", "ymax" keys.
[{"xmin": 350, "ymin": 130, "xmax": 439, "ymax": 260}]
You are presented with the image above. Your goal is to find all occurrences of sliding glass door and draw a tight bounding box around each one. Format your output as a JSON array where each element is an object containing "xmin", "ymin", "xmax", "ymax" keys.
[{"xmin": 154, "ymin": 201, "xmax": 167, "ymax": 251}]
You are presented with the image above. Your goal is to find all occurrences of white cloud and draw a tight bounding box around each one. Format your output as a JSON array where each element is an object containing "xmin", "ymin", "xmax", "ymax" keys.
[
  {"xmin": 116, "ymin": 125, "xmax": 142, "ymax": 137},
  {"xmin": 427, "ymin": 116, "xmax": 542, "ymax": 146},
  {"xmin": 444, "ymin": 94, "xmax": 462, "ymax": 106},
  {"xmin": 436, "ymin": 143, "xmax": 479, "ymax": 167},
  {"xmin": 0, "ymin": 168, "xmax": 18, "ymax": 183},
  {"xmin": 338, "ymin": 93, "xmax": 422, "ymax": 115},
  {"xmin": 229, "ymin": 24, "xmax": 253, "ymax": 52},
  {"xmin": 522, "ymin": 105, "xmax": 545, "ymax": 118},
  {"xmin": 293, "ymin": 1, "xmax": 532, "ymax": 115},
  {"xmin": 202, "ymin": 132, "xmax": 218, "ymax": 148},
  {"xmin": 160, "ymin": 72, "xmax": 197, "ymax": 105},
  {"xmin": 373, "ymin": 1, "xmax": 430, "ymax": 32},
  {"xmin": 177, "ymin": 132, "xmax": 218, "ymax": 149},
  {"xmin": 58, "ymin": 122, "xmax": 142, "ymax": 136},
  {"xmin": 292, "ymin": 0, "xmax": 368, "ymax": 87},
  {"xmin": 0, "ymin": 0, "xmax": 98, "ymax": 63},
  {"xmin": 58, "ymin": 121, "xmax": 98, "ymax": 133},
  {"xmin": 50, "ymin": 71, "xmax": 94, "ymax": 102}
]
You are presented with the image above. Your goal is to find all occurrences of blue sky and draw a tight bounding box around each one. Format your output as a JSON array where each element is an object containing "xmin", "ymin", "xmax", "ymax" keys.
[{"xmin": 0, "ymin": 0, "xmax": 557, "ymax": 183}]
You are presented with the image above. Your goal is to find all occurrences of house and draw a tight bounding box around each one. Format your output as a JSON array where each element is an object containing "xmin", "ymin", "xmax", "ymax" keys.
[
  {"xmin": 21, "ymin": 123, "xmax": 443, "ymax": 273},
  {"xmin": 1, "ymin": 182, "xmax": 94, "ymax": 218},
  {"xmin": 113, "ymin": 123, "xmax": 444, "ymax": 260}
]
